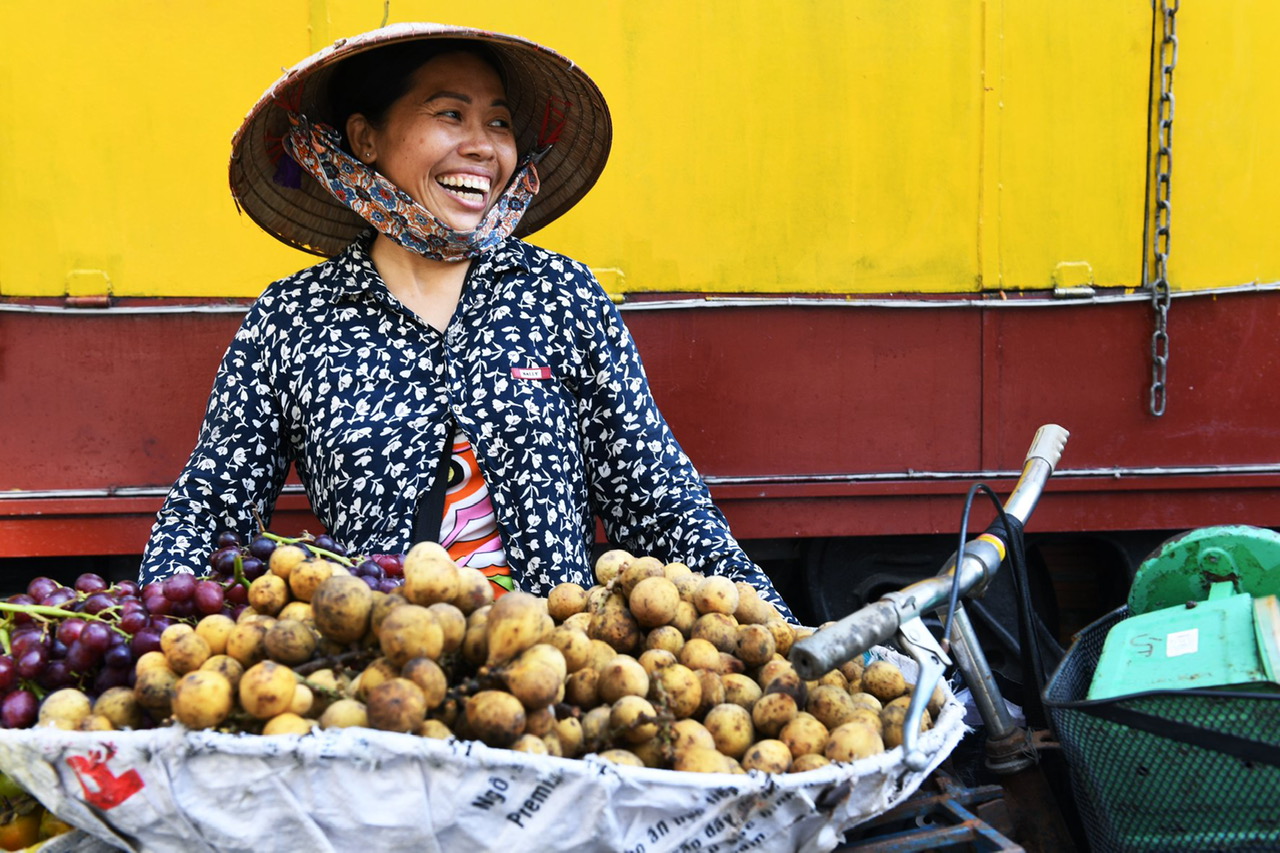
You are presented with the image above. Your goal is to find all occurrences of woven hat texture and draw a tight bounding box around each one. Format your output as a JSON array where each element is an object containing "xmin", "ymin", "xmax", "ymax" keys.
[{"xmin": 230, "ymin": 22, "xmax": 611, "ymax": 257}]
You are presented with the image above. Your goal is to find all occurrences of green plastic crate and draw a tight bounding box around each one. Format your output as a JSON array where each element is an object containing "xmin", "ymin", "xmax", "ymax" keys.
[
  {"xmin": 1045, "ymin": 607, "xmax": 1280, "ymax": 853},
  {"xmin": 1088, "ymin": 583, "xmax": 1278, "ymax": 700}
]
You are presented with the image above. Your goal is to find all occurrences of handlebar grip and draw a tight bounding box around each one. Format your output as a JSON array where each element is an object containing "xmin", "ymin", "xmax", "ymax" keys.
[
  {"xmin": 1025, "ymin": 424, "xmax": 1069, "ymax": 470},
  {"xmin": 789, "ymin": 599, "xmax": 902, "ymax": 680}
]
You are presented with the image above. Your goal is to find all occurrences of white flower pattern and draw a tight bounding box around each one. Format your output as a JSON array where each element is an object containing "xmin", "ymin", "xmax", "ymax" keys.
[{"xmin": 141, "ymin": 234, "xmax": 791, "ymax": 618}]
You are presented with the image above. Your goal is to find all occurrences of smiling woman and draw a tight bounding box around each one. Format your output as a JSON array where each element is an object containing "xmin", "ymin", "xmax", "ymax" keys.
[
  {"xmin": 339, "ymin": 48, "xmax": 517, "ymax": 231},
  {"xmin": 342, "ymin": 49, "xmax": 521, "ymax": 330},
  {"xmin": 141, "ymin": 22, "xmax": 794, "ymax": 620}
]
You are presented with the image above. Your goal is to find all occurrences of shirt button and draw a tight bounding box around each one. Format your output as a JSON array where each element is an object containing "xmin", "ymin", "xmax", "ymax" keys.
[{"xmin": 451, "ymin": 404, "xmax": 463, "ymax": 417}]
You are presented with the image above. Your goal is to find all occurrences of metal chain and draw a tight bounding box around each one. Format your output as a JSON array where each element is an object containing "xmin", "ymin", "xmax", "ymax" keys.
[{"xmin": 1149, "ymin": 0, "xmax": 1179, "ymax": 416}]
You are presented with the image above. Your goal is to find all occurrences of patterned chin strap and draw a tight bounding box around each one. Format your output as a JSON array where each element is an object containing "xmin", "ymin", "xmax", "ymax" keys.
[{"xmin": 282, "ymin": 111, "xmax": 541, "ymax": 261}]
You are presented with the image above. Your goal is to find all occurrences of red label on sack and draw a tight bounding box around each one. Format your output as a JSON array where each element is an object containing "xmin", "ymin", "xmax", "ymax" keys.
[
  {"xmin": 510, "ymin": 367, "xmax": 552, "ymax": 380},
  {"xmin": 66, "ymin": 746, "xmax": 144, "ymax": 810}
]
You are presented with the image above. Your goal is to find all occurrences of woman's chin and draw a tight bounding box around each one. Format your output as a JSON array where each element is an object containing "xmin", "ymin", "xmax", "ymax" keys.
[{"xmin": 434, "ymin": 210, "xmax": 485, "ymax": 233}]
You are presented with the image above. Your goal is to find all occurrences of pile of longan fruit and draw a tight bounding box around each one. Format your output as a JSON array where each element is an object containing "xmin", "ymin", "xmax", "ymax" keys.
[{"xmin": 33, "ymin": 545, "xmax": 942, "ymax": 775}]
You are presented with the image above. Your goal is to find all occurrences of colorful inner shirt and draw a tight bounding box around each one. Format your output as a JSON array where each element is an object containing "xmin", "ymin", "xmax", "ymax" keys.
[{"xmin": 439, "ymin": 427, "xmax": 512, "ymax": 597}]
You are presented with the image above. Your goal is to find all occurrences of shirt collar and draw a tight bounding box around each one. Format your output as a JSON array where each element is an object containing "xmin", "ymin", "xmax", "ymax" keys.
[{"xmin": 319, "ymin": 232, "xmax": 537, "ymax": 304}]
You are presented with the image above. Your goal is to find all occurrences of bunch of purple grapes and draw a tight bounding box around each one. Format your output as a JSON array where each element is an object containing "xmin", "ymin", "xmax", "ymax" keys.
[
  {"xmin": 138, "ymin": 530, "xmax": 407, "ymax": 623},
  {"xmin": 0, "ymin": 531, "xmax": 410, "ymax": 729},
  {"xmin": 352, "ymin": 553, "xmax": 406, "ymax": 594},
  {"xmin": 270, "ymin": 531, "xmax": 405, "ymax": 592},
  {"xmin": 0, "ymin": 573, "xmax": 173, "ymax": 728},
  {"xmin": 139, "ymin": 530, "xmax": 292, "ymax": 622},
  {"xmin": 203, "ymin": 529, "xmax": 405, "ymax": 595},
  {"xmin": 137, "ymin": 530, "xmax": 260, "ymax": 624}
]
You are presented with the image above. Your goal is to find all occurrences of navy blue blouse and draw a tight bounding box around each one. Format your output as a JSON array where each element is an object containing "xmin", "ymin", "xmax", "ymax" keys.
[{"xmin": 140, "ymin": 234, "xmax": 791, "ymax": 617}]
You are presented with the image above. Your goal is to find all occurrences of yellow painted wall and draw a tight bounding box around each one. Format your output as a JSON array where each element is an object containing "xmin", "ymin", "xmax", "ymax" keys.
[
  {"xmin": 0, "ymin": 1, "xmax": 1275, "ymax": 298},
  {"xmin": 1163, "ymin": 0, "xmax": 1280, "ymax": 289}
]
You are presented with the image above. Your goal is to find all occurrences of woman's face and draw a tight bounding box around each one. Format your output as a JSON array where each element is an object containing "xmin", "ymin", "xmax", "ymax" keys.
[{"xmin": 350, "ymin": 51, "xmax": 518, "ymax": 232}]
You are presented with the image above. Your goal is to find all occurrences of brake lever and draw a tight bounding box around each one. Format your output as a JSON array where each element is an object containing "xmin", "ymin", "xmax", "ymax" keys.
[{"xmin": 893, "ymin": 616, "xmax": 951, "ymax": 771}]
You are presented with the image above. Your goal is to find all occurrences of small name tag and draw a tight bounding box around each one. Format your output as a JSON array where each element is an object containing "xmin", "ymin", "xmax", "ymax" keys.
[{"xmin": 510, "ymin": 367, "xmax": 552, "ymax": 380}]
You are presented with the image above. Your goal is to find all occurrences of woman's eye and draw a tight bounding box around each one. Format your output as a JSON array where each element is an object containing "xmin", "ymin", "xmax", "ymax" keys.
[{"xmin": 436, "ymin": 109, "xmax": 462, "ymax": 120}]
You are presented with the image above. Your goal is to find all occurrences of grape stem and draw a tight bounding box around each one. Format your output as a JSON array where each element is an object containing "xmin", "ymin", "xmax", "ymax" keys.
[
  {"xmin": 231, "ymin": 555, "xmax": 251, "ymax": 591},
  {"xmin": 259, "ymin": 530, "xmax": 356, "ymax": 568},
  {"xmin": 299, "ymin": 678, "xmax": 345, "ymax": 702},
  {"xmin": 0, "ymin": 603, "xmax": 129, "ymax": 638},
  {"xmin": 291, "ymin": 649, "xmax": 373, "ymax": 677}
]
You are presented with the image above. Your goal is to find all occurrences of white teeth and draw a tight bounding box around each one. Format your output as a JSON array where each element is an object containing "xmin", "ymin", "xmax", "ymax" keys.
[{"xmin": 438, "ymin": 174, "xmax": 491, "ymax": 193}]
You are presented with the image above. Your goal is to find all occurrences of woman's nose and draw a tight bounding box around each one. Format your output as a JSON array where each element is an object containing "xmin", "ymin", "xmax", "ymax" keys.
[{"xmin": 458, "ymin": 122, "xmax": 496, "ymax": 158}]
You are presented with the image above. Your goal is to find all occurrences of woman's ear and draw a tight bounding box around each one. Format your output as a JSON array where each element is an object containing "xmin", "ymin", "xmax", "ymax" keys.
[{"xmin": 346, "ymin": 114, "xmax": 378, "ymax": 164}]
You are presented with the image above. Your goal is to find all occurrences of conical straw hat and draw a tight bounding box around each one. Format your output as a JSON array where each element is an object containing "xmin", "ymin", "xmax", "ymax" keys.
[{"xmin": 230, "ymin": 22, "xmax": 611, "ymax": 257}]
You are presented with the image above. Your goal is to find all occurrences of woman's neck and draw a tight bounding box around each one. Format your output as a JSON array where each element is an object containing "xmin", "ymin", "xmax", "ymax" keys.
[{"xmin": 370, "ymin": 234, "xmax": 471, "ymax": 332}]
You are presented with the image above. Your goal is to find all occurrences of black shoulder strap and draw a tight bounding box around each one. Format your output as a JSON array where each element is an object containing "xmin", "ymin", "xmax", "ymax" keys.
[{"xmin": 412, "ymin": 438, "xmax": 455, "ymax": 547}]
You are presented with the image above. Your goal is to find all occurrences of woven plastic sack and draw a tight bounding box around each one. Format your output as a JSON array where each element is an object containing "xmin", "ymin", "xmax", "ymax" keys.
[{"xmin": 0, "ymin": 649, "xmax": 964, "ymax": 853}]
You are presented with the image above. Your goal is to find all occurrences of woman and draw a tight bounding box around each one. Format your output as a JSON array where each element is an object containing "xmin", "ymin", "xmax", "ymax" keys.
[{"xmin": 141, "ymin": 23, "xmax": 792, "ymax": 618}]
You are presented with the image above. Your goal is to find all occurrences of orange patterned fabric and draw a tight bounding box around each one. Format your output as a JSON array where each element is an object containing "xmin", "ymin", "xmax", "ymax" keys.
[
  {"xmin": 439, "ymin": 428, "xmax": 513, "ymax": 596},
  {"xmin": 282, "ymin": 111, "xmax": 540, "ymax": 262}
]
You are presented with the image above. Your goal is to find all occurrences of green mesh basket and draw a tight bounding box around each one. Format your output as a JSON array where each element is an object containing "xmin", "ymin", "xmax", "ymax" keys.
[{"xmin": 1044, "ymin": 607, "xmax": 1280, "ymax": 853}]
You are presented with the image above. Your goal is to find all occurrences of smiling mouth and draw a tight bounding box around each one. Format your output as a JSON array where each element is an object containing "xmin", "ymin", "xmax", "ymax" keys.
[{"xmin": 437, "ymin": 174, "xmax": 491, "ymax": 201}]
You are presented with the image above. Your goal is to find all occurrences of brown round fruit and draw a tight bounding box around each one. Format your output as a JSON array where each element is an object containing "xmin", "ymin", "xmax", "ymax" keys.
[
  {"xmin": 310, "ymin": 574, "xmax": 375, "ymax": 645},
  {"xmin": 593, "ymin": 549, "xmax": 633, "ymax": 584},
  {"xmin": 741, "ymin": 739, "xmax": 792, "ymax": 774},
  {"xmin": 752, "ymin": 691, "xmax": 799, "ymax": 738},
  {"xmin": 780, "ymin": 712, "xmax": 830, "ymax": 759},
  {"xmin": 609, "ymin": 695, "xmax": 659, "ymax": 745},
  {"xmin": 239, "ymin": 661, "xmax": 299, "ymax": 720},
  {"xmin": 248, "ymin": 573, "xmax": 289, "ymax": 616},
  {"xmin": 378, "ymin": 604, "xmax": 444, "ymax": 667},
  {"xmin": 172, "ymin": 671, "xmax": 233, "ymax": 730},
  {"xmin": 366, "ymin": 678, "xmax": 428, "ymax": 733},
  {"xmin": 402, "ymin": 542, "xmax": 460, "ymax": 606},
  {"xmin": 861, "ymin": 660, "xmax": 908, "ymax": 703},
  {"xmin": 465, "ymin": 690, "xmax": 527, "ymax": 748},
  {"xmin": 264, "ymin": 619, "xmax": 318, "ymax": 666},
  {"xmin": 546, "ymin": 582, "xmax": 588, "ymax": 622},
  {"xmin": 692, "ymin": 576, "xmax": 740, "ymax": 616},
  {"xmin": 597, "ymin": 655, "xmax": 650, "ymax": 704},
  {"xmin": 704, "ymin": 703, "xmax": 754, "ymax": 758},
  {"xmin": 825, "ymin": 721, "xmax": 885, "ymax": 763},
  {"xmin": 650, "ymin": 662, "xmax": 702, "ymax": 719},
  {"xmin": 628, "ymin": 576, "xmax": 681, "ymax": 628}
]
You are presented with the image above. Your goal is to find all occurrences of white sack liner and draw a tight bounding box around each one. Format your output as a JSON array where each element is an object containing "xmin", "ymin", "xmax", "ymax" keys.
[{"xmin": 0, "ymin": 649, "xmax": 965, "ymax": 853}]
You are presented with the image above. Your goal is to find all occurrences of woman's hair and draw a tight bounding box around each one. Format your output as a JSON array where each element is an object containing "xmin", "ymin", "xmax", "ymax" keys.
[{"xmin": 327, "ymin": 40, "xmax": 508, "ymax": 153}]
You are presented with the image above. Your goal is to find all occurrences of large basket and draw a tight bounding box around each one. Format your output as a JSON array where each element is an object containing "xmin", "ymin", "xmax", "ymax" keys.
[{"xmin": 1044, "ymin": 606, "xmax": 1280, "ymax": 853}]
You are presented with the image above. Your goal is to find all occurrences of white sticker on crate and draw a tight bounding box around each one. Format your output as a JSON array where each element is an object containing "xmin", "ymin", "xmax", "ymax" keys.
[{"xmin": 1166, "ymin": 628, "xmax": 1199, "ymax": 657}]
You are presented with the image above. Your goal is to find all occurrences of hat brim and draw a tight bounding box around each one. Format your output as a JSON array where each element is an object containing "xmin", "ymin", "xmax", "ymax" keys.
[{"xmin": 230, "ymin": 23, "xmax": 612, "ymax": 257}]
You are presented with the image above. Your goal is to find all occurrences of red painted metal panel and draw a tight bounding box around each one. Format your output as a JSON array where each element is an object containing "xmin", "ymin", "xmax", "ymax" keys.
[
  {"xmin": 980, "ymin": 292, "xmax": 1280, "ymax": 471},
  {"xmin": 622, "ymin": 303, "xmax": 985, "ymax": 476},
  {"xmin": 0, "ymin": 496, "xmax": 317, "ymax": 557},
  {"xmin": 0, "ymin": 308, "xmax": 240, "ymax": 490},
  {"xmin": 711, "ymin": 473, "xmax": 1280, "ymax": 539},
  {"xmin": 3, "ymin": 291, "xmax": 1279, "ymax": 559}
]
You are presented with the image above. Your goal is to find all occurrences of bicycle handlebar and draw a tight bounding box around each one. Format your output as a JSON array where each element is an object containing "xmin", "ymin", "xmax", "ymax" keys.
[{"xmin": 789, "ymin": 424, "xmax": 1069, "ymax": 679}]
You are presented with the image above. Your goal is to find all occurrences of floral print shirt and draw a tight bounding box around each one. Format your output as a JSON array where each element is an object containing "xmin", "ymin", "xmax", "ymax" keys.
[{"xmin": 140, "ymin": 235, "xmax": 791, "ymax": 617}]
